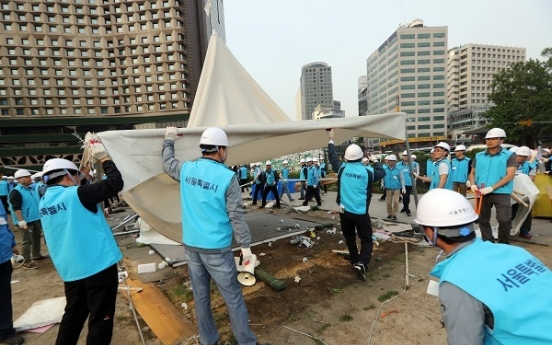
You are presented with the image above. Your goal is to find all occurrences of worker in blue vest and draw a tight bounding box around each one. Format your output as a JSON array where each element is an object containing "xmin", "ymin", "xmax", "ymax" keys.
[
  {"xmin": 415, "ymin": 142, "xmax": 453, "ymax": 190},
  {"xmin": 382, "ymin": 155, "xmax": 405, "ymax": 220},
  {"xmin": 33, "ymin": 172, "xmax": 48, "ymax": 199},
  {"xmin": 397, "ymin": 151, "xmax": 419, "ymax": 216},
  {"xmin": 451, "ymin": 145, "xmax": 471, "ymax": 196},
  {"xmin": 8, "ymin": 169, "xmax": 48, "ymax": 270},
  {"xmin": 298, "ymin": 158, "xmax": 308, "ymax": 200},
  {"xmin": 425, "ymin": 148, "xmax": 436, "ymax": 180},
  {"xmin": 39, "ymin": 146, "xmax": 123, "ymax": 345},
  {"xmin": 512, "ymin": 146, "xmax": 537, "ymax": 239},
  {"xmin": 278, "ymin": 160, "xmax": 294, "ymax": 202},
  {"xmin": 416, "ymin": 188, "xmax": 552, "ymax": 345},
  {"xmin": 260, "ymin": 161, "xmax": 280, "ymax": 209},
  {"xmin": 251, "ymin": 162, "xmax": 265, "ymax": 206},
  {"xmin": 239, "ymin": 165, "xmax": 250, "ymax": 193},
  {"xmin": 162, "ymin": 127, "xmax": 267, "ymax": 345},
  {"xmin": 302, "ymin": 157, "xmax": 322, "ymax": 207},
  {"xmin": 0, "ymin": 177, "xmax": 9, "ymax": 214},
  {"xmin": 468, "ymin": 128, "xmax": 517, "ymax": 244}
]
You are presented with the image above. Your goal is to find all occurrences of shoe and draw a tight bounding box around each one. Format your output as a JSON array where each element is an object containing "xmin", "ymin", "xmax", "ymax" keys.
[
  {"xmin": 290, "ymin": 199, "xmax": 295, "ymax": 202},
  {"xmin": 252, "ymin": 202, "xmax": 257, "ymax": 206},
  {"xmin": 32, "ymin": 255, "xmax": 50, "ymax": 261},
  {"xmin": 353, "ymin": 262, "xmax": 366, "ymax": 282},
  {"xmin": 387, "ymin": 215, "xmax": 392, "ymax": 219},
  {"xmin": 406, "ymin": 210, "xmax": 411, "ymax": 217},
  {"xmin": 378, "ymin": 199, "xmax": 385, "ymax": 202},
  {"xmin": 256, "ymin": 342, "xmax": 271, "ymax": 345},
  {"xmin": 298, "ymin": 197, "xmax": 305, "ymax": 200},
  {"xmin": 497, "ymin": 238, "xmax": 510, "ymax": 245},
  {"xmin": 400, "ymin": 208, "xmax": 406, "ymax": 213},
  {"xmin": 23, "ymin": 262, "xmax": 39, "ymax": 270},
  {"xmin": 519, "ymin": 230, "xmax": 532, "ymax": 239},
  {"xmin": 392, "ymin": 216, "xmax": 397, "ymax": 221},
  {"xmin": 0, "ymin": 335, "xmax": 24, "ymax": 345},
  {"xmin": 258, "ymin": 205, "xmax": 265, "ymax": 209}
]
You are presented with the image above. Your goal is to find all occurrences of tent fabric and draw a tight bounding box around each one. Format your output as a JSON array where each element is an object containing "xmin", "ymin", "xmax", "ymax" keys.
[{"xmin": 97, "ymin": 34, "xmax": 408, "ymax": 243}]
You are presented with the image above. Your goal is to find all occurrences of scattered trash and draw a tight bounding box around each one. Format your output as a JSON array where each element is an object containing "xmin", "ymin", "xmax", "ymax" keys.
[
  {"xmin": 268, "ymin": 242, "xmax": 272, "ymax": 247},
  {"xmin": 289, "ymin": 236, "xmax": 301, "ymax": 245},
  {"xmin": 309, "ymin": 229, "xmax": 316, "ymax": 238},
  {"xmin": 298, "ymin": 237, "xmax": 314, "ymax": 248},
  {"xmin": 337, "ymin": 222, "xmax": 341, "ymax": 226},
  {"xmin": 279, "ymin": 219, "xmax": 284, "ymax": 223},
  {"xmin": 338, "ymin": 240, "xmax": 344, "ymax": 245},
  {"xmin": 331, "ymin": 216, "xmax": 335, "ymax": 219},
  {"xmin": 381, "ymin": 310, "xmax": 399, "ymax": 319},
  {"xmin": 316, "ymin": 236, "xmax": 320, "ymax": 240},
  {"xmin": 259, "ymin": 253, "xmax": 266, "ymax": 257},
  {"xmin": 148, "ymin": 250, "xmax": 155, "ymax": 255},
  {"xmin": 158, "ymin": 262, "xmax": 167, "ymax": 270},
  {"xmin": 294, "ymin": 224, "xmax": 301, "ymax": 229},
  {"xmin": 137, "ymin": 263, "xmax": 156, "ymax": 274},
  {"xmin": 11, "ymin": 280, "xmax": 19, "ymax": 284},
  {"xmin": 326, "ymin": 228, "xmax": 337, "ymax": 234},
  {"xmin": 375, "ymin": 256, "xmax": 383, "ymax": 263},
  {"xmin": 377, "ymin": 218, "xmax": 383, "ymax": 228},
  {"xmin": 181, "ymin": 302, "xmax": 188, "ymax": 310},
  {"xmin": 165, "ymin": 257, "xmax": 171, "ymax": 263},
  {"xmin": 276, "ymin": 227, "xmax": 281, "ymax": 231},
  {"xmin": 302, "ymin": 257, "xmax": 308, "ymax": 263},
  {"xmin": 287, "ymin": 228, "xmax": 292, "ymax": 232},
  {"xmin": 294, "ymin": 274, "xmax": 301, "ymax": 283}
]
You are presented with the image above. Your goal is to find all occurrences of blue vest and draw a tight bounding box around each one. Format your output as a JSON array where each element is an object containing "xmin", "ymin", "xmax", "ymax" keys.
[
  {"xmin": 282, "ymin": 167, "xmax": 290, "ymax": 179},
  {"xmin": 338, "ymin": 163, "xmax": 369, "ymax": 215},
  {"xmin": 431, "ymin": 159, "xmax": 453, "ymax": 190},
  {"xmin": 39, "ymin": 185, "xmax": 122, "ymax": 281},
  {"xmin": 300, "ymin": 165, "xmax": 307, "ymax": 180},
  {"xmin": 426, "ymin": 160, "xmax": 435, "ymax": 178},
  {"xmin": 0, "ymin": 180, "xmax": 9, "ymax": 196},
  {"xmin": 9, "ymin": 185, "xmax": 40, "ymax": 223},
  {"xmin": 35, "ymin": 181, "xmax": 47, "ymax": 198},
  {"xmin": 239, "ymin": 166, "xmax": 248, "ymax": 179},
  {"xmin": 307, "ymin": 166, "xmax": 319, "ymax": 186},
  {"xmin": 265, "ymin": 169, "xmax": 276, "ymax": 186},
  {"xmin": 451, "ymin": 157, "xmax": 471, "ymax": 183},
  {"xmin": 180, "ymin": 158, "xmax": 234, "ymax": 250},
  {"xmin": 475, "ymin": 149, "xmax": 514, "ymax": 194},
  {"xmin": 431, "ymin": 239, "xmax": 552, "ymax": 345},
  {"xmin": 0, "ymin": 202, "xmax": 15, "ymax": 264},
  {"xmin": 254, "ymin": 167, "xmax": 262, "ymax": 184},
  {"xmin": 517, "ymin": 161, "xmax": 532, "ymax": 175},
  {"xmin": 397, "ymin": 161, "xmax": 413, "ymax": 186},
  {"xmin": 383, "ymin": 165, "xmax": 401, "ymax": 190}
]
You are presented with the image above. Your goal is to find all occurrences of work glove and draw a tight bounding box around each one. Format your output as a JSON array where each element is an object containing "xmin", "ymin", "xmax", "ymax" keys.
[
  {"xmin": 240, "ymin": 247, "xmax": 252, "ymax": 265},
  {"xmin": 165, "ymin": 126, "xmax": 179, "ymax": 141},
  {"xmin": 466, "ymin": 180, "xmax": 471, "ymax": 188},
  {"xmin": 18, "ymin": 220, "xmax": 28, "ymax": 230},
  {"xmin": 479, "ymin": 187, "xmax": 494, "ymax": 195},
  {"xmin": 401, "ymin": 188, "xmax": 406, "ymax": 194},
  {"xmin": 413, "ymin": 173, "xmax": 419, "ymax": 180},
  {"xmin": 89, "ymin": 141, "xmax": 109, "ymax": 163},
  {"xmin": 326, "ymin": 128, "xmax": 334, "ymax": 140},
  {"xmin": 368, "ymin": 155, "xmax": 377, "ymax": 163},
  {"xmin": 470, "ymin": 185, "xmax": 479, "ymax": 194}
]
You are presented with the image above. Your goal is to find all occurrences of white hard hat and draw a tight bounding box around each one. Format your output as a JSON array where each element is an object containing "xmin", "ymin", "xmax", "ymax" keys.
[
  {"xmin": 454, "ymin": 145, "xmax": 467, "ymax": 151},
  {"xmin": 1, "ymin": 176, "xmax": 7, "ymax": 180},
  {"xmin": 14, "ymin": 169, "xmax": 32, "ymax": 179},
  {"xmin": 543, "ymin": 148, "xmax": 551, "ymax": 155},
  {"xmin": 313, "ymin": 157, "xmax": 319, "ymax": 162},
  {"xmin": 362, "ymin": 157, "xmax": 368, "ymax": 163},
  {"xmin": 257, "ymin": 162, "xmax": 262, "ymax": 166},
  {"xmin": 386, "ymin": 154, "xmax": 397, "ymax": 161},
  {"xmin": 415, "ymin": 189, "xmax": 478, "ymax": 233},
  {"xmin": 484, "ymin": 128, "xmax": 507, "ymax": 139},
  {"xmin": 402, "ymin": 150, "xmax": 408, "ymax": 155},
  {"xmin": 516, "ymin": 146, "xmax": 531, "ymax": 157},
  {"xmin": 305, "ymin": 157, "xmax": 313, "ymax": 163},
  {"xmin": 265, "ymin": 160, "xmax": 272, "ymax": 166},
  {"xmin": 435, "ymin": 142, "xmax": 450, "ymax": 152},
  {"xmin": 282, "ymin": 160, "xmax": 289, "ymax": 164},
  {"xmin": 411, "ymin": 154, "xmax": 417, "ymax": 159},
  {"xmin": 300, "ymin": 158, "xmax": 305, "ymax": 163},
  {"xmin": 508, "ymin": 146, "xmax": 518, "ymax": 153},
  {"xmin": 42, "ymin": 158, "xmax": 85, "ymax": 184},
  {"xmin": 8, "ymin": 176, "xmax": 14, "ymax": 180},
  {"xmin": 199, "ymin": 127, "xmax": 228, "ymax": 147},
  {"xmin": 250, "ymin": 163, "xmax": 256, "ymax": 168},
  {"xmin": 344, "ymin": 144, "xmax": 363, "ymax": 161}
]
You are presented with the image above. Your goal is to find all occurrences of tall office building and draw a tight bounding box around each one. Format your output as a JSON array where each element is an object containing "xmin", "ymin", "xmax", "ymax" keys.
[
  {"xmin": 0, "ymin": 0, "xmax": 223, "ymax": 172},
  {"xmin": 358, "ymin": 75, "xmax": 368, "ymax": 116},
  {"xmin": 447, "ymin": 44, "xmax": 525, "ymax": 135},
  {"xmin": 299, "ymin": 62, "xmax": 333, "ymax": 121},
  {"xmin": 365, "ymin": 19, "xmax": 448, "ymax": 150}
]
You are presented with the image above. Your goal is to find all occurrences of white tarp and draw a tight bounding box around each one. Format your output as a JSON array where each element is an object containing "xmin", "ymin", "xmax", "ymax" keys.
[{"xmin": 98, "ymin": 35, "xmax": 407, "ymax": 243}]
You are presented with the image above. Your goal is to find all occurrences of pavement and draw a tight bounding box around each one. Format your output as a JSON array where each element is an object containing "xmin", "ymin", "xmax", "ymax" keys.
[{"xmin": 245, "ymin": 189, "xmax": 552, "ymax": 247}]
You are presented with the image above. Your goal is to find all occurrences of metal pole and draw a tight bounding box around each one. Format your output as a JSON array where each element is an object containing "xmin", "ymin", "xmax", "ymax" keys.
[{"xmin": 404, "ymin": 115, "xmax": 419, "ymax": 208}]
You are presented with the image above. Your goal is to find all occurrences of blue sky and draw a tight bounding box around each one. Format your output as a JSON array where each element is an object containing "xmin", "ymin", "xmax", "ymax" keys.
[{"xmin": 224, "ymin": 0, "xmax": 552, "ymax": 120}]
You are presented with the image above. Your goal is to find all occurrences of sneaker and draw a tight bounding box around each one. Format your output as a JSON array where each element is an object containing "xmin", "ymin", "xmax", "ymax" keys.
[
  {"xmin": 497, "ymin": 238, "xmax": 510, "ymax": 245},
  {"xmin": 378, "ymin": 198, "xmax": 385, "ymax": 202},
  {"xmin": 400, "ymin": 208, "xmax": 406, "ymax": 213},
  {"xmin": 392, "ymin": 216, "xmax": 397, "ymax": 221},
  {"xmin": 252, "ymin": 202, "xmax": 257, "ymax": 206},
  {"xmin": 23, "ymin": 262, "xmax": 38, "ymax": 270},
  {"xmin": 258, "ymin": 205, "xmax": 265, "ymax": 209},
  {"xmin": 406, "ymin": 210, "xmax": 411, "ymax": 217},
  {"xmin": 519, "ymin": 230, "xmax": 532, "ymax": 239},
  {"xmin": 1, "ymin": 335, "xmax": 24, "ymax": 345},
  {"xmin": 32, "ymin": 255, "xmax": 50, "ymax": 261},
  {"xmin": 298, "ymin": 197, "xmax": 305, "ymax": 200},
  {"xmin": 353, "ymin": 263, "xmax": 366, "ymax": 282},
  {"xmin": 387, "ymin": 215, "xmax": 392, "ymax": 219}
]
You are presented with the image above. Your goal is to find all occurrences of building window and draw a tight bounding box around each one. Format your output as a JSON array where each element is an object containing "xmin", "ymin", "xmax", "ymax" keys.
[
  {"xmin": 400, "ymin": 34, "xmax": 415, "ymax": 39},
  {"xmin": 417, "ymin": 42, "xmax": 430, "ymax": 48},
  {"xmin": 417, "ymin": 33, "xmax": 430, "ymax": 39},
  {"xmin": 433, "ymin": 50, "xmax": 446, "ymax": 55},
  {"xmin": 433, "ymin": 59, "xmax": 445, "ymax": 64},
  {"xmin": 400, "ymin": 43, "xmax": 415, "ymax": 48},
  {"xmin": 433, "ymin": 33, "xmax": 446, "ymax": 38},
  {"xmin": 433, "ymin": 42, "xmax": 445, "ymax": 47}
]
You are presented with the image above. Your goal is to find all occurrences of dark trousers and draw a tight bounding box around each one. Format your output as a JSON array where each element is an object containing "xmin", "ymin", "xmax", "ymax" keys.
[
  {"xmin": 262, "ymin": 185, "xmax": 280, "ymax": 208},
  {"xmin": 239, "ymin": 179, "xmax": 249, "ymax": 192},
  {"xmin": 478, "ymin": 194, "xmax": 512, "ymax": 241},
  {"xmin": 252, "ymin": 184, "xmax": 264, "ymax": 204},
  {"xmin": 402, "ymin": 185, "xmax": 412, "ymax": 211},
  {"xmin": 300, "ymin": 182, "xmax": 306, "ymax": 199},
  {"xmin": 511, "ymin": 203, "xmax": 532, "ymax": 233},
  {"xmin": 0, "ymin": 260, "xmax": 15, "ymax": 341},
  {"xmin": 303, "ymin": 185, "xmax": 321, "ymax": 206},
  {"xmin": 55, "ymin": 264, "xmax": 118, "ymax": 345},
  {"xmin": 339, "ymin": 211, "xmax": 373, "ymax": 267}
]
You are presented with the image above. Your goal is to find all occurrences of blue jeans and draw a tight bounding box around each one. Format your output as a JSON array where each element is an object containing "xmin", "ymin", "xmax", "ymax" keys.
[{"xmin": 185, "ymin": 250, "xmax": 257, "ymax": 345}]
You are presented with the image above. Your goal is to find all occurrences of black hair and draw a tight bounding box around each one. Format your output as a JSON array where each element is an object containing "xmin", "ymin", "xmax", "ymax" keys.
[
  {"xmin": 348, "ymin": 158, "xmax": 362, "ymax": 163},
  {"xmin": 200, "ymin": 144, "xmax": 226, "ymax": 154},
  {"xmin": 437, "ymin": 231, "xmax": 476, "ymax": 245}
]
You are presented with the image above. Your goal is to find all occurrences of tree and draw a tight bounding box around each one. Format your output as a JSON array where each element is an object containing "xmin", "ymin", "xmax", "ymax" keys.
[{"xmin": 482, "ymin": 48, "xmax": 552, "ymax": 145}]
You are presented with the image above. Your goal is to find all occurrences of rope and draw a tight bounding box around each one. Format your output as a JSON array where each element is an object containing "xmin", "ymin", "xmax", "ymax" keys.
[{"xmin": 281, "ymin": 325, "xmax": 330, "ymax": 345}]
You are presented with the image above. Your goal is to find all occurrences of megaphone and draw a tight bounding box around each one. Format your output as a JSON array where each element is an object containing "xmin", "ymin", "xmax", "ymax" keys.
[
  {"xmin": 11, "ymin": 254, "xmax": 25, "ymax": 269},
  {"xmin": 234, "ymin": 254, "xmax": 259, "ymax": 286}
]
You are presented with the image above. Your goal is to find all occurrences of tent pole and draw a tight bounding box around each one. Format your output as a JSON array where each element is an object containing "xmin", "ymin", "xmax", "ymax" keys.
[{"xmin": 404, "ymin": 118, "xmax": 419, "ymax": 208}]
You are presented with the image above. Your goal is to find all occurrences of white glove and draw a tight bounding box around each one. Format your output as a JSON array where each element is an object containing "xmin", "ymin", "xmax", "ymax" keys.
[
  {"xmin": 241, "ymin": 247, "xmax": 252, "ymax": 265},
  {"xmin": 480, "ymin": 187, "xmax": 494, "ymax": 195},
  {"xmin": 90, "ymin": 142, "xmax": 109, "ymax": 162},
  {"xmin": 401, "ymin": 188, "xmax": 406, "ymax": 194},
  {"xmin": 165, "ymin": 126, "xmax": 178, "ymax": 141},
  {"xmin": 368, "ymin": 155, "xmax": 377, "ymax": 163},
  {"xmin": 413, "ymin": 173, "xmax": 419, "ymax": 180},
  {"xmin": 466, "ymin": 180, "xmax": 471, "ymax": 188},
  {"xmin": 18, "ymin": 220, "xmax": 28, "ymax": 230},
  {"xmin": 326, "ymin": 128, "xmax": 334, "ymax": 140},
  {"xmin": 328, "ymin": 139, "xmax": 334, "ymax": 145},
  {"xmin": 470, "ymin": 185, "xmax": 479, "ymax": 193}
]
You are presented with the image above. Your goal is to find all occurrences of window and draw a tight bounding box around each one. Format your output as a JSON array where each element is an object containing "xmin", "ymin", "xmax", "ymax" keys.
[
  {"xmin": 433, "ymin": 32, "xmax": 446, "ymax": 38},
  {"xmin": 433, "ymin": 108, "xmax": 445, "ymax": 112},
  {"xmin": 400, "ymin": 34, "xmax": 415, "ymax": 39},
  {"xmin": 417, "ymin": 33, "xmax": 430, "ymax": 39},
  {"xmin": 433, "ymin": 99, "xmax": 444, "ymax": 104},
  {"xmin": 433, "ymin": 67, "xmax": 445, "ymax": 72},
  {"xmin": 400, "ymin": 52, "xmax": 415, "ymax": 57},
  {"xmin": 433, "ymin": 91, "xmax": 445, "ymax": 97},
  {"xmin": 418, "ymin": 68, "xmax": 430, "ymax": 73},
  {"xmin": 433, "ymin": 124, "xmax": 445, "ymax": 129},
  {"xmin": 433, "ymin": 116, "xmax": 445, "ymax": 121},
  {"xmin": 418, "ymin": 76, "xmax": 430, "ymax": 81},
  {"xmin": 417, "ymin": 42, "xmax": 430, "ymax": 48},
  {"xmin": 433, "ymin": 50, "xmax": 445, "ymax": 55},
  {"xmin": 418, "ymin": 59, "xmax": 430, "ymax": 65},
  {"xmin": 400, "ymin": 43, "xmax": 415, "ymax": 48},
  {"xmin": 418, "ymin": 84, "xmax": 430, "ymax": 89},
  {"xmin": 401, "ymin": 76, "xmax": 415, "ymax": 82},
  {"xmin": 418, "ymin": 125, "xmax": 430, "ymax": 130},
  {"xmin": 400, "ymin": 60, "xmax": 415, "ymax": 65},
  {"xmin": 433, "ymin": 42, "xmax": 445, "ymax": 47},
  {"xmin": 433, "ymin": 59, "xmax": 445, "ymax": 64},
  {"xmin": 418, "ymin": 92, "xmax": 430, "ymax": 97},
  {"xmin": 417, "ymin": 51, "xmax": 430, "ymax": 56},
  {"xmin": 401, "ymin": 93, "xmax": 415, "ymax": 98}
]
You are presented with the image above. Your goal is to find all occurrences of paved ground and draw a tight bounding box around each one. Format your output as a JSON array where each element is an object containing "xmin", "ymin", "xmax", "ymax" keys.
[{"xmin": 249, "ymin": 189, "xmax": 552, "ymax": 246}]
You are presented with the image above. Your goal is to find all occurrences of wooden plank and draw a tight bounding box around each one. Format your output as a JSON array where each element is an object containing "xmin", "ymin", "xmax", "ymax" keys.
[{"xmin": 123, "ymin": 279, "xmax": 197, "ymax": 345}]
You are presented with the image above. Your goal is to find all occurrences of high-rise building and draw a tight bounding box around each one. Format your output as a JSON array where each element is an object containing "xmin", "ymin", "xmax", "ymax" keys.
[
  {"xmin": 447, "ymin": 43, "xmax": 526, "ymax": 136},
  {"xmin": 358, "ymin": 75, "xmax": 368, "ymax": 116},
  {"xmin": 365, "ymin": 19, "xmax": 448, "ymax": 151},
  {"xmin": 299, "ymin": 62, "xmax": 333, "ymax": 121},
  {"xmin": 0, "ymin": 0, "xmax": 223, "ymax": 172}
]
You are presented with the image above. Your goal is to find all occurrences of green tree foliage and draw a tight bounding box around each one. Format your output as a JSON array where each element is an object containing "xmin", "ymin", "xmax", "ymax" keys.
[{"xmin": 482, "ymin": 48, "xmax": 552, "ymax": 144}]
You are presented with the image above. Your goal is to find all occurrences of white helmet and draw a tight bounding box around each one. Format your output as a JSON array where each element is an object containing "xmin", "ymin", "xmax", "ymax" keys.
[
  {"xmin": 265, "ymin": 160, "xmax": 272, "ymax": 166},
  {"xmin": 516, "ymin": 146, "xmax": 531, "ymax": 157},
  {"xmin": 415, "ymin": 189, "xmax": 478, "ymax": 235},
  {"xmin": 300, "ymin": 158, "xmax": 305, "ymax": 163},
  {"xmin": 199, "ymin": 127, "xmax": 228, "ymax": 147},
  {"xmin": 411, "ymin": 154, "xmax": 417, "ymax": 159},
  {"xmin": 402, "ymin": 150, "xmax": 408, "ymax": 155},
  {"xmin": 7, "ymin": 176, "xmax": 14, "ymax": 180},
  {"xmin": 386, "ymin": 154, "xmax": 397, "ymax": 161},
  {"xmin": 454, "ymin": 145, "xmax": 467, "ymax": 151},
  {"xmin": 508, "ymin": 146, "xmax": 518, "ymax": 153},
  {"xmin": 435, "ymin": 142, "xmax": 450, "ymax": 152},
  {"xmin": 543, "ymin": 148, "xmax": 551, "ymax": 155},
  {"xmin": 344, "ymin": 144, "xmax": 363, "ymax": 161},
  {"xmin": 282, "ymin": 160, "xmax": 289, "ymax": 165},
  {"xmin": 42, "ymin": 158, "xmax": 85, "ymax": 184},
  {"xmin": 313, "ymin": 157, "xmax": 319, "ymax": 162},
  {"xmin": 305, "ymin": 157, "xmax": 313, "ymax": 163},
  {"xmin": 484, "ymin": 128, "xmax": 507, "ymax": 139},
  {"xmin": 249, "ymin": 163, "xmax": 256, "ymax": 168},
  {"xmin": 257, "ymin": 162, "xmax": 262, "ymax": 167},
  {"xmin": 1, "ymin": 176, "xmax": 7, "ymax": 180},
  {"xmin": 14, "ymin": 169, "xmax": 32, "ymax": 179}
]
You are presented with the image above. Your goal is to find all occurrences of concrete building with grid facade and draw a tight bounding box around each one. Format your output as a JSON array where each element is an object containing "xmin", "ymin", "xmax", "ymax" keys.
[
  {"xmin": 364, "ymin": 19, "xmax": 448, "ymax": 151},
  {"xmin": 447, "ymin": 43, "xmax": 526, "ymax": 136},
  {"xmin": 298, "ymin": 62, "xmax": 333, "ymax": 121},
  {"xmin": 0, "ymin": 0, "xmax": 222, "ymax": 172}
]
